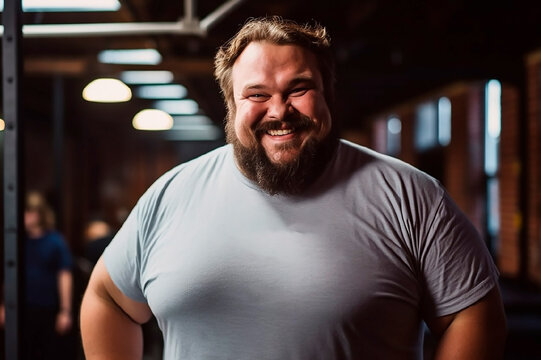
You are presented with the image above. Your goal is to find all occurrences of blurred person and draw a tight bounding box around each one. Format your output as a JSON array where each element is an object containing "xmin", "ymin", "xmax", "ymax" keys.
[
  {"xmin": 1, "ymin": 191, "xmax": 74, "ymax": 359},
  {"xmin": 79, "ymin": 217, "xmax": 114, "ymax": 273},
  {"xmin": 75, "ymin": 217, "xmax": 114, "ymax": 309},
  {"xmin": 81, "ymin": 17, "xmax": 506, "ymax": 359}
]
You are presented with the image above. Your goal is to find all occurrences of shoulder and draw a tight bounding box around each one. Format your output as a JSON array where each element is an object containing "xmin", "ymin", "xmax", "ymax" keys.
[
  {"xmin": 131, "ymin": 144, "xmax": 231, "ymax": 229},
  {"xmin": 152, "ymin": 144, "xmax": 230, "ymax": 187},
  {"xmin": 42, "ymin": 231, "xmax": 71, "ymax": 260},
  {"xmin": 139, "ymin": 144, "xmax": 230, "ymax": 205},
  {"xmin": 333, "ymin": 139, "xmax": 444, "ymax": 199}
]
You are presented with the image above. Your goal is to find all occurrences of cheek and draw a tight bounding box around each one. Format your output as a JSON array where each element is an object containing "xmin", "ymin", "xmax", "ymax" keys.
[
  {"xmin": 233, "ymin": 103, "xmax": 264, "ymax": 146},
  {"xmin": 294, "ymin": 96, "xmax": 332, "ymax": 136}
]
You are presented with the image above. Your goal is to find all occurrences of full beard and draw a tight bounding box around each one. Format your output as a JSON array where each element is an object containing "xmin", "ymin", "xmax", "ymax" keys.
[{"xmin": 226, "ymin": 115, "xmax": 338, "ymax": 196}]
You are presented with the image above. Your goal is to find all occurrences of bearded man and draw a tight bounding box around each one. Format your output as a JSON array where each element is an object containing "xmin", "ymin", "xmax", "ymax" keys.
[{"xmin": 81, "ymin": 17, "xmax": 506, "ymax": 360}]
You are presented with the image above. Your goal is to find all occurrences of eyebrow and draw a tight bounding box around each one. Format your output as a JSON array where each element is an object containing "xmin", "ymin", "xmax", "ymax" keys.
[
  {"xmin": 242, "ymin": 83, "xmax": 267, "ymax": 91},
  {"xmin": 242, "ymin": 76, "xmax": 317, "ymax": 92},
  {"xmin": 288, "ymin": 76, "xmax": 317, "ymax": 88}
]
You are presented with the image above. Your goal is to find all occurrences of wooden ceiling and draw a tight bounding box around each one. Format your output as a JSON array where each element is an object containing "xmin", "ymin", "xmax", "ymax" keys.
[{"xmin": 9, "ymin": 0, "xmax": 541, "ymax": 136}]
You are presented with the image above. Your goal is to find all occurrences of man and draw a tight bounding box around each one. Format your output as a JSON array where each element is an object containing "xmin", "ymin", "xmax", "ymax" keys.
[{"xmin": 81, "ymin": 17, "xmax": 506, "ymax": 359}]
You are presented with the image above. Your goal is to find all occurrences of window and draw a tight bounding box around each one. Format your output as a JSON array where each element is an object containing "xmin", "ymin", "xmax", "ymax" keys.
[
  {"xmin": 484, "ymin": 79, "xmax": 501, "ymax": 248},
  {"xmin": 487, "ymin": 178, "xmax": 500, "ymax": 240},
  {"xmin": 415, "ymin": 102, "xmax": 437, "ymax": 151},
  {"xmin": 438, "ymin": 97, "xmax": 451, "ymax": 146},
  {"xmin": 386, "ymin": 116, "xmax": 401, "ymax": 156},
  {"xmin": 485, "ymin": 80, "xmax": 501, "ymax": 176},
  {"xmin": 414, "ymin": 97, "xmax": 452, "ymax": 151}
]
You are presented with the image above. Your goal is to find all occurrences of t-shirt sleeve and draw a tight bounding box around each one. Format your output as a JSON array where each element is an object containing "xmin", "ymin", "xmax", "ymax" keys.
[
  {"xmin": 102, "ymin": 167, "xmax": 180, "ymax": 303},
  {"xmin": 420, "ymin": 191, "xmax": 499, "ymax": 318},
  {"xmin": 103, "ymin": 203, "xmax": 147, "ymax": 303}
]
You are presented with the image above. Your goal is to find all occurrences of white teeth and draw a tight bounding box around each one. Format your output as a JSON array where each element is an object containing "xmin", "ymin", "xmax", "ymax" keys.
[{"xmin": 267, "ymin": 129, "xmax": 293, "ymax": 136}]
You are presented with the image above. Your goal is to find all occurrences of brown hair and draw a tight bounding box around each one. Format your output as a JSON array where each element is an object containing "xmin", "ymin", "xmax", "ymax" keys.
[
  {"xmin": 25, "ymin": 191, "xmax": 56, "ymax": 230},
  {"xmin": 214, "ymin": 16, "xmax": 335, "ymax": 121}
]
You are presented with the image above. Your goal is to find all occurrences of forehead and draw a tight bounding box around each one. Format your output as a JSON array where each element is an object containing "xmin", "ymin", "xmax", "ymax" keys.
[{"xmin": 231, "ymin": 41, "xmax": 321, "ymax": 87}]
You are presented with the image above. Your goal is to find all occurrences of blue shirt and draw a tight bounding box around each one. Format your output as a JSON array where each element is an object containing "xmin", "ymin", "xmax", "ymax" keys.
[{"xmin": 25, "ymin": 231, "xmax": 72, "ymax": 307}]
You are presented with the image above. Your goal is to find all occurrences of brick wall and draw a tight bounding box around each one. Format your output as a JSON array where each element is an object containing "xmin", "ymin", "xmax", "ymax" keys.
[
  {"xmin": 444, "ymin": 88, "xmax": 471, "ymax": 219},
  {"xmin": 466, "ymin": 84, "xmax": 486, "ymax": 234},
  {"xmin": 526, "ymin": 54, "xmax": 541, "ymax": 285},
  {"xmin": 400, "ymin": 110, "xmax": 415, "ymax": 166},
  {"xmin": 498, "ymin": 84, "xmax": 521, "ymax": 276}
]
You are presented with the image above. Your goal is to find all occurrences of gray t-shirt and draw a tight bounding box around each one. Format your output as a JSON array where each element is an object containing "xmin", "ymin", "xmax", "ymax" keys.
[{"xmin": 104, "ymin": 140, "xmax": 499, "ymax": 359}]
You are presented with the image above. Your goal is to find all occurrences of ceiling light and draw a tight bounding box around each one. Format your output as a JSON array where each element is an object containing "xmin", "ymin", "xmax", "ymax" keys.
[
  {"xmin": 132, "ymin": 109, "xmax": 173, "ymax": 131},
  {"xmin": 0, "ymin": 0, "xmax": 121, "ymax": 12},
  {"xmin": 120, "ymin": 71, "xmax": 174, "ymax": 85},
  {"xmin": 98, "ymin": 49, "xmax": 162, "ymax": 65},
  {"xmin": 135, "ymin": 84, "xmax": 187, "ymax": 99},
  {"xmin": 82, "ymin": 78, "xmax": 132, "ymax": 103},
  {"xmin": 0, "ymin": 118, "xmax": 4, "ymax": 131},
  {"xmin": 153, "ymin": 99, "xmax": 199, "ymax": 115}
]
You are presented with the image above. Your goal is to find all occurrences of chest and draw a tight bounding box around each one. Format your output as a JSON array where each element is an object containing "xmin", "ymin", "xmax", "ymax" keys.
[
  {"xmin": 25, "ymin": 238, "xmax": 60, "ymax": 269},
  {"xmin": 141, "ymin": 194, "xmax": 421, "ymax": 325}
]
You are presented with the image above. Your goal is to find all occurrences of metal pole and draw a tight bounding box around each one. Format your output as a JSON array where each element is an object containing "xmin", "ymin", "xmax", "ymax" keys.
[
  {"xmin": 200, "ymin": 0, "xmax": 246, "ymax": 32},
  {"xmin": 0, "ymin": 0, "xmax": 248, "ymax": 38},
  {"xmin": 0, "ymin": 21, "xmax": 206, "ymax": 38},
  {"xmin": 52, "ymin": 76, "xmax": 64, "ymax": 229},
  {"xmin": 183, "ymin": 0, "xmax": 196, "ymax": 25},
  {"xmin": 2, "ymin": 0, "xmax": 24, "ymax": 359}
]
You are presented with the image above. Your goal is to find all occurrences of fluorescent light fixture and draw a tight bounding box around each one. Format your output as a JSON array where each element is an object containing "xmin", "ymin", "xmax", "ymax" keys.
[
  {"xmin": 120, "ymin": 71, "xmax": 174, "ymax": 85},
  {"xmin": 164, "ymin": 125, "xmax": 223, "ymax": 141},
  {"xmin": 136, "ymin": 84, "xmax": 187, "ymax": 99},
  {"xmin": 0, "ymin": 118, "xmax": 4, "ymax": 131},
  {"xmin": 98, "ymin": 49, "xmax": 162, "ymax": 65},
  {"xmin": 154, "ymin": 99, "xmax": 199, "ymax": 115},
  {"xmin": 132, "ymin": 109, "xmax": 173, "ymax": 131},
  {"xmin": 0, "ymin": 0, "xmax": 121, "ymax": 12},
  {"xmin": 82, "ymin": 78, "xmax": 132, "ymax": 103}
]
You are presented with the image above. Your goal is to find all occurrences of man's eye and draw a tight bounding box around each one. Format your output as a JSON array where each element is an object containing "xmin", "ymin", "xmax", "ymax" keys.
[
  {"xmin": 290, "ymin": 88, "xmax": 308, "ymax": 96},
  {"xmin": 248, "ymin": 94, "xmax": 268, "ymax": 101}
]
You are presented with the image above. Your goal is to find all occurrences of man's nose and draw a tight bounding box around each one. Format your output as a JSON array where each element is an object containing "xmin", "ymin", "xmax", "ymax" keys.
[{"xmin": 267, "ymin": 96, "xmax": 292, "ymax": 120}]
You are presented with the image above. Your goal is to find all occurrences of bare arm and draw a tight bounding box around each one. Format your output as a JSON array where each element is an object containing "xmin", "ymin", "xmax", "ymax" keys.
[
  {"xmin": 80, "ymin": 257, "xmax": 152, "ymax": 360},
  {"xmin": 56, "ymin": 270, "xmax": 73, "ymax": 334},
  {"xmin": 426, "ymin": 286, "xmax": 507, "ymax": 360}
]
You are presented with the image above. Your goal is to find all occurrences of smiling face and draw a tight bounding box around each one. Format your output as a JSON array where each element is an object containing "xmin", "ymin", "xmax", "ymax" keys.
[
  {"xmin": 226, "ymin": 41, "xmax": 337, "ymax": 195},
  {"xmin": 230, "ymin": 41, "xmax": 332, "ymax": 165}
]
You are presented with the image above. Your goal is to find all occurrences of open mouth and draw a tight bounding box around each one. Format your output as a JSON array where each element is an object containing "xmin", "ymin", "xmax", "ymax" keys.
[
  {"xmin": 256, "ymin": 116, "xmax": 313, "ymax": 139},
  {"xmin": 267, "ymin": 128, "xmax": 294, "ymax": 136}
]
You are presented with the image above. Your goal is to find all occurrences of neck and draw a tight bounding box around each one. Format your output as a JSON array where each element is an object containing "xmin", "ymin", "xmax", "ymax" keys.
[{"xmin": 27, "ymin": 226, "xmax": 45, "ymax": 239}]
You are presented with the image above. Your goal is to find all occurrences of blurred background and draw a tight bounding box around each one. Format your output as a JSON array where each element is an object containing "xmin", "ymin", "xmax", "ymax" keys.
[{"xmin": 1, "ymin": 0, "xmax": 541, "ymax": 359}]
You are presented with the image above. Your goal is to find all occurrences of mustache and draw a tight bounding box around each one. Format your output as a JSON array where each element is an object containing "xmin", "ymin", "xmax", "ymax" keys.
[{"xmin": 254, "ymin": 114, "xmax": 314, "ymax": 137}]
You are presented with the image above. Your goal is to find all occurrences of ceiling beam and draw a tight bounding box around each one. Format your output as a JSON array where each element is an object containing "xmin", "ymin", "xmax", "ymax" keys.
[
  {"xmin": 24, "ymin": 58, "xmax": 88, "ymax": 75},
  {"xmin": 24, "ymin": 56, "xmax": 214, "ymax": 76},
  {"xmin": 0, "ymin": 0, "xmax": 246, "ymax": 38}
]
